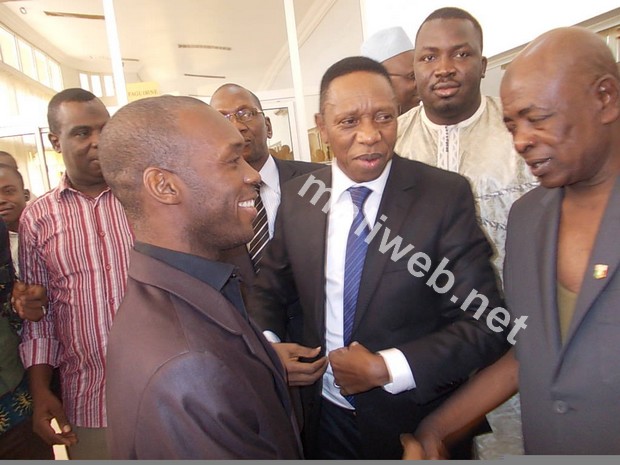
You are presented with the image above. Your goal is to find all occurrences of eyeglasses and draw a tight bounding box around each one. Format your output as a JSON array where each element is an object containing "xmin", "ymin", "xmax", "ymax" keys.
[
  {"xmin": 388, "ymin": 72, "xmax": 416, "ymax": 82},
  {"xmin": 221, "ymin": 108, "xmax": 264, "ymax": 124}
]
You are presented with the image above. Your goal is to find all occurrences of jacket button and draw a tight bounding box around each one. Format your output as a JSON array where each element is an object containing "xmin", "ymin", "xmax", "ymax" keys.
[{"xmin": 553, "ymin": 400, "xmax": 569, "ymax": 414}]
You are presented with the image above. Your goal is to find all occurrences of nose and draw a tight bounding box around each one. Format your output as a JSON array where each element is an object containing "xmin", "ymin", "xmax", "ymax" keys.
[
  {"xmin": 356, "ymin": 118, "xmax": 381, "ymax": 145},
  {"xmin": 435, "ymin": 55, "xmax": 456, "ymax": 77},
  {"xmin": 512, "ymin": 128, "xmax": 535, "ymax": 154},
  {"xmin": 242, "ymin": 160, "xmax": 261, "ymax": 186}
]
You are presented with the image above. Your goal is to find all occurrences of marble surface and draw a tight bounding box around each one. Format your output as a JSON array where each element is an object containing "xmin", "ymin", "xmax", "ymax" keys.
[{"xmin": 474, "ymin": 393, "xmax": 525, "ymax": 459}]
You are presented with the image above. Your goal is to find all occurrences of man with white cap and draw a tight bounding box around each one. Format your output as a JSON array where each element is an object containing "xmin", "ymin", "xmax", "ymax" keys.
[{"xmin": 361, "ymin": 26, "xmax": 420, "ymax": 114}]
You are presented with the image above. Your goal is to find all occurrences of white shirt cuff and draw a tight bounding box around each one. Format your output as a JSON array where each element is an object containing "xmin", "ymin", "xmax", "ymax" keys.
[
  {"xmin": 263, "ymin": 330, "xmax": 281, "ymax": 343},
  {"xmin": 378, "ymin": 348, "xmax": 416, "ymax": 394}
]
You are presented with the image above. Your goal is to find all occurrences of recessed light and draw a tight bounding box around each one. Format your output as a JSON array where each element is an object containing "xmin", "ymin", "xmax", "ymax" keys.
[{"xmin": 19, "ymin": 7, "xmax": 27, "ymax": 15}]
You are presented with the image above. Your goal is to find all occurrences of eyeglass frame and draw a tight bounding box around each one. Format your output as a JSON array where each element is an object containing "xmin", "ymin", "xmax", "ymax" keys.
[
  {"xmin": 220, "ymin": 107, "xmax": 265, "ymax": 124},
  {"xmin": 388, "ymin": 72, "xmax": 416, "ymax": 82}
]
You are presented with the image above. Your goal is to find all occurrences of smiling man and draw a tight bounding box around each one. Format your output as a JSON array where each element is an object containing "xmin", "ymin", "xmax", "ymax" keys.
[
  {"xmin": 396, "ymin": 7, "xmax": 536, "ymax": 278},
  {"xmin": 210, "ymin": 84, "xmax": 320, "ymax": 294},
  {"xmin": 247, "ymin": 56, "xmax": 509, "ymax": 459},
  {"xmin": 100, "ymin": 95, "xmax": 302, "ymax": 459}
]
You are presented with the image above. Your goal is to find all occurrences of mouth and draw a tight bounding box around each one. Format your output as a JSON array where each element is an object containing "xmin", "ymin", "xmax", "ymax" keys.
[
  {"xmin": 526, "ymin": 157, "xmax": 552, "ymax": 177},
  {"xmin": 354, "ymin": 152, "xmax": 384, "ymax": 168},
  {"xmin": 432, "ymin": 81, "xmax": 460, "ymax": 98},
  {"xmin": 238, "ymin": 196, "xmax": 257, "ymax": 221}
]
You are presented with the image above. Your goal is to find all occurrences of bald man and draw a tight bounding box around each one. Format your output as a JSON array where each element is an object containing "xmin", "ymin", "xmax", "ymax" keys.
[
  {"xmin": 401, "ymin": 26, "xmax": 620, "ymax": 456},
  {"xmin": 101, "ymin": 96, "xmax": 302, "ymax": 459}
]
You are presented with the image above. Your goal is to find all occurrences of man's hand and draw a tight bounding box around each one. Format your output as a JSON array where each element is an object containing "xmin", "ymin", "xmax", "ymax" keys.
[
  {"xmin": 401, "ymin": 433, "xmax": 424, "ymax": 460},
  {"xmin": 31, "ymin": 388, "xmax": 77, "ymax": 447},
  {"xmin": 329, "ymin": 341, "xmax": 390, "ymax": 395},
  {"xmin": 270, "ymin": 343, "xmax": 328, "ymax": 386},
  {"xmin": 11, "ymin": 281, "xmax": 48, "ymax": 322}
]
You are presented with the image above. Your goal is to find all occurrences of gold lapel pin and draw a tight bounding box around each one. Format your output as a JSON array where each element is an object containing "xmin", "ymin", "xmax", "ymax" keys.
[{"xmin": 593, "ymin": 264, "xmax": 609, "ymax": 280}]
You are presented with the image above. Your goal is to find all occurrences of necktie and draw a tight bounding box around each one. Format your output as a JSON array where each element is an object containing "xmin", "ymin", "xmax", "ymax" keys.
[
  {"xmin": 342, "ymin": 186, "xmax": 372, "ymax": 408},
  {"xmin": 248, "ymin": 188, "xmax": 269, "ymax": 273},
  {"xmin": 343, "ymin": 186, "xmax": 372, "ymax": 345}
]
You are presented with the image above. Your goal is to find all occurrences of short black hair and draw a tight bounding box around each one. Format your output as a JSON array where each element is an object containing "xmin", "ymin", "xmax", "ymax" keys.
[
  {"xmin": 47, "ymin": 88, "xmax": 98, "ymax": 133},
  {"xmin": 0, "ymin": 151, "xmax": 18, "ymax": 170},
  {"xmin": 416, "ymin": 7, "xmax": 484, "ymax": 51},
  {"xmin": 211, "ymin": 83, "xmax": 263, "ymax": 111},
  {"xmin": 0, "ymin": 163, "xmax": 25, "ymax": 189},
  {"xmin": 319, "ymin": 56, "xmax": 393, "ymax": 113}
]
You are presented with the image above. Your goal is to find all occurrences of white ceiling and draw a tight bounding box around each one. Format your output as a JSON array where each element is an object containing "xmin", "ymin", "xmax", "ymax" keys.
[{"xmin": 0, "ymin": 0, "xmax": 332, "ymax": 97}]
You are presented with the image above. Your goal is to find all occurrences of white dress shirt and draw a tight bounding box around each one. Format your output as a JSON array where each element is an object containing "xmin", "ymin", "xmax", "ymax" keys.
[
  {"xmin": 257, "ymin": 155, "xmax": 281, "ymax": 240},
  {"xmin": 322, "ymin": 158, "xmax": 415, "ymax": 409}
]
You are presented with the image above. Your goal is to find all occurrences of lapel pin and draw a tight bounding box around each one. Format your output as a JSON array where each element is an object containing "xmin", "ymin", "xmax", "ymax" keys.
[{"xmin": 593, "ymin": 264, "xmax": 609, "ymax": 280}]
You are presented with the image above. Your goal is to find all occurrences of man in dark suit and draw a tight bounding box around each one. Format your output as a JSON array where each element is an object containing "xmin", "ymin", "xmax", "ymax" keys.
[
  {"xmin": 210, "ymin": 84, "xmax": 321, "ymax": 293},
  {"xmin": 99, "ymin": 95, "xmax": 302, "ymax": 459},
  {"xmin": 247, "ymin": 56, "xmax": 510, "ymax": 459}
]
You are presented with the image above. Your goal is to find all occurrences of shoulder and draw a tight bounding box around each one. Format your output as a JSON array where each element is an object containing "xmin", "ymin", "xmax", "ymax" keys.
[
  {"xmin": 275, "ymin": 158, "xmax": 323, "ymax": 179},
  {"xmin": 391, "ymin": 155, "xmax": 471, "ymax": 191}
]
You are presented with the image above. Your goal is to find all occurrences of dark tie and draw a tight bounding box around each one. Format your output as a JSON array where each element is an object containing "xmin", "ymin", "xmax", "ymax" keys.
[
  {"xmin": 342, "ymin": 186, "xmax": 371, "ymax": 407},
  {"xmin": 248, "ymin": 188, "xmax": 269, "ymax": 273}
]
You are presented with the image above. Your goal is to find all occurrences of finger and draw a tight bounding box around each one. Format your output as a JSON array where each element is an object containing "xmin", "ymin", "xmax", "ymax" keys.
[
  {"xmin": 292, "ymin": 345, "xmax": 321, "ymax": 360},
  {"xmin": 400, "ymin": 433, "xmax": 424, "ymax": 460}
]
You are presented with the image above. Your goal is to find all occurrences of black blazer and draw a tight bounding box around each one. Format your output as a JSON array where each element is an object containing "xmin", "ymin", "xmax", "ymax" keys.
[{"xmin": 248, "ymin": 155, "xmax": 509, "ymax": 458}]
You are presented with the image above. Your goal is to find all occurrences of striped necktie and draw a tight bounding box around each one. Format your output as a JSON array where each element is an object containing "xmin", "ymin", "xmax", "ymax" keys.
[
  {"xmin": 248, "ymin": 188, "xmax": 269, "ymax": 273},
  {"xmin": 342, "ymin": 186, "xmax": 371, "ymax": 408}
]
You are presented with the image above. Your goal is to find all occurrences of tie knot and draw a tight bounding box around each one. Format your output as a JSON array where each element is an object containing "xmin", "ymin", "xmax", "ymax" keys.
[{"xmin": 348, "ymin": 186, "xmax": 372, "ymax": 209}]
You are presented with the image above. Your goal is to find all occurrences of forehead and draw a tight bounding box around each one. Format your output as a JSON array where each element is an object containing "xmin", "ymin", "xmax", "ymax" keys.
[
  {"xmin": 501, "ymin": 62, "xmax": 566, "ymax": 111},
  {"xmin": 55, "ymin": 100, "xmax": 109, "ymax": 128},
  {"xmin": 417, "ymin": 18, "xmax": 481, "ymax": 50},
  {"xmin": 324, "ymin": 71, "xmax": 396, "ymax": 112},
  {"xmin": 210, "ymin": 87, "xmax": 258, "ymax": 112},
  {"xmin": 0, "ymin": 169, "xmax": 22, "ymax": 186},
  {"xmin": 383, "ymin": 50, "xmax": 415, "ymax": 71}
]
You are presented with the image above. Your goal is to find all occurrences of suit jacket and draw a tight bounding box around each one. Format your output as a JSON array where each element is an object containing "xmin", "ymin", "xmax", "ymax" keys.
[
  {"xmin": 248, "ymin": 155, "xmax": 509, "ymax": 458},
  {"xmin": 106, "ymin": 250, "xmax": 303, "ymax": 459},
  {"xmin": 504, "ymin": 177, "xmax": 620, "ymax": 454}
]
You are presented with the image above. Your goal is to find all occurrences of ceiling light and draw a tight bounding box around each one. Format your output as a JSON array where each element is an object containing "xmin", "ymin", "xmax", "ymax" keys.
[
  {"xmin": 178, "ymin": 44, "xmax": 231, "ymax": 51},
  {"xmin": 184, "ymin": 73, "xmax": 226, "ymax": 79},
  {"xmin": 44, "ymin": 11, "xmax": 105, "ymax": 20},
  {"xmin": 19, "ymin": 7, "xmax": 27, "ymax": 15}
]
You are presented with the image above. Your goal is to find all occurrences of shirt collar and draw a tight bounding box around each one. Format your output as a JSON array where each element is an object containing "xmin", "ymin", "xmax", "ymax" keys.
[
  {"xmin": 55, "ymin": 173, "xmax": 111, "ymax": 201},
  {"xmin": 133, "ymin": 241, "xmax": 235, "ymax": 292},
  {"xmin": 259, "ymin": 155, "xmax": 280, "ymax": 194},
  {"xmin": 420, "ymin": 96, "xmax": 487, "ymax": 130},
  {"xmin": 331, "ymin": 157, "xmax": 393, "ymax": 204}
]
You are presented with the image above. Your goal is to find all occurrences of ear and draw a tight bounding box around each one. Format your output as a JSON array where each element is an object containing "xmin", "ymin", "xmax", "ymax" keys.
[
  {"xmin": 481, "ymin": 56, "xmax": 488, "ymax": 79},
  {"xmin": 264, "ymin": 115, "xmax": 273, "ymax": 139},
  {"xmin": 143, "ymin": 167, "xmax": 182, "ymax": 205},
  {"xmin": 315, "ymin": 113, "xmax": 329, "ymax": 146},
  {"xmin": 24, "ymin": 189, "xmax": 30, "ymax": 202},
  {"xmin": 48, "ymin": 132, "xmax": 61, "ymax": 153},
  {"xmin": 596, "ymin": 75, "xmax": 620, "ymax": 124}
]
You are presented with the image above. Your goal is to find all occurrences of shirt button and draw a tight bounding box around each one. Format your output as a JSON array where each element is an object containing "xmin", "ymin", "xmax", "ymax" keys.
[
  {"xmin": 99, "ymin": 231, "xmax": 106, "ymax": 237},
  {"xmin": 105, "ymin": 264, "xmax": 111, "ymax": 270},
  {"xmin": 553, "ymin": 400, "xmax": 569, "ymax": 414}
]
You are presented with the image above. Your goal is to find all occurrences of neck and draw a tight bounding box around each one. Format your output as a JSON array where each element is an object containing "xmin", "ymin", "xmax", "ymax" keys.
[{"xmin": 68, "ymin": 178, "xmax": 108, "ymax": 198}]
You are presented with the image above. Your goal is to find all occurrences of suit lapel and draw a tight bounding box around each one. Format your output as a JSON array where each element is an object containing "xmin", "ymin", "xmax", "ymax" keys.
[
  {"xmin": 305, "ymin": 168, "xmax": 331, "ymax": 339},
  {"xmin": 561, "ymin": 176, "xmax": 620, "ymax": 349},
  {"xmin": 534, "ymin": 189, "xmax": 564, "ymax": 356},
  {"xmin": 353, "ymin": 157, "xmax": 413, "ymax": 334}
]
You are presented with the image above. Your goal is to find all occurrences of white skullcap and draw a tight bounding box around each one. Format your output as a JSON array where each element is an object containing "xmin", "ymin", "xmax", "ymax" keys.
[{"xmin": 360, "ymin": 26, "xmax": 413, "ymax": 63}]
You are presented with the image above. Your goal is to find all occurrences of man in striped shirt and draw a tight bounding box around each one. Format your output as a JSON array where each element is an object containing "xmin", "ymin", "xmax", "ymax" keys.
[{"xmin": 18, "ymin": 88, "xmax": 133, "ymax": 459}]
